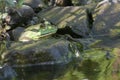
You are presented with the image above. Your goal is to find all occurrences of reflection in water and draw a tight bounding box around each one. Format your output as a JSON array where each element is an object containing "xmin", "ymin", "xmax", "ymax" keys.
[
  {"xmin": 10, "ymin": 51, "xmax": 120, "ymax": 80},
  {"xmin": 13, "ymin": 62, "xmax": 74, "ymax": 80},
  {"xmin": 54, "ymin": 48, "xmax": 120, "ymax": 80}
]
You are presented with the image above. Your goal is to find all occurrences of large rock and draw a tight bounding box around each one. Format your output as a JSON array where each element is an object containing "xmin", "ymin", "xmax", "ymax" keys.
[
  {"xmin": 38, "ymin": 7, "xmax": 90, "ymax": 37},
  {"xmin": 91, "ymin": 2, "xmax": 120, "ymax": 38},
  {"xmin": 1, "ymin": 37, "xmax": 82, "ymax": 80}
]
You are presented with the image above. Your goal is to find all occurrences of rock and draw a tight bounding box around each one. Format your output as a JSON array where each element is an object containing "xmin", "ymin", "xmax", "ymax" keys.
[
  {"xmin": 91, "ymin": 2, "xmax": 120, "ymax": 38},
  {"xmin": 84, "ymin": 2, "xmax": 120, "ymax": 48},
  {"xmin": 2, "ymin": 37, "xmax": 82, "ymax": 80},
  {"xmin": 6, "ymin": 5, "xmax": 35, "ymax": 29},
  {"xmin": 23, "ymin": 0, "xmax": 46, "ymax": 12},
  {"xmin": 38, "ymin": 7, "xmax": 90, "ymax": 37},
  {"xmin": 9, "ymin": 27, "xmax": 25, "ymax": 41}
]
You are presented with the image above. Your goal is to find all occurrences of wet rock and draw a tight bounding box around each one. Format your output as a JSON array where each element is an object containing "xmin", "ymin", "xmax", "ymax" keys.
[
  {"xmin": 6, "ymin": 5, "xmax": 35, "ymax": 29},
  {"xmin": 38, "ymin": 7, "xmax": 90, "ymax": 37}
]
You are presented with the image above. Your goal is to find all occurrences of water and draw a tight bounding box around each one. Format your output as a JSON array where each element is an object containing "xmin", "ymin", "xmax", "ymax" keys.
[
  {"xmin": 10, "ymin": 58, "xmax": 120, "ymax": 80},
  {"xmin": 7, "ymin": 51, "xmax": 120, "ymax": 80},
  {"xmin": 1, "ymin": 39, "xmax": 120, "ymax": 80}
]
